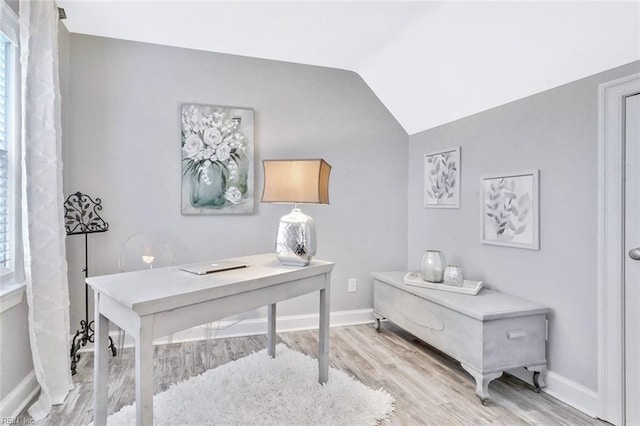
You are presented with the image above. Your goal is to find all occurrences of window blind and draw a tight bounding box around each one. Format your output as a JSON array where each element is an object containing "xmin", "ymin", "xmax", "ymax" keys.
[{"xmin": 0, "ymin": 37, "xmax": 9, "ymax": 269}]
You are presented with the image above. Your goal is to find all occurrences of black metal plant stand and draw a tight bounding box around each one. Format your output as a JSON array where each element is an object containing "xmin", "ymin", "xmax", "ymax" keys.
[{"xmin": 64, "ymin": 192, "xmax": 116, "ymax": 375}]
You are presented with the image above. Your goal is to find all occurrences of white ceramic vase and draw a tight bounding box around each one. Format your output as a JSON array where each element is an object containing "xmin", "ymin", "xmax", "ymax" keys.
[
  {"xmin": 420, "ymin": 250, "xmax": 446, "ymax": 283},
  {"xmin": 443, "ymin": 265, "xmax": 464, "ymax": 287}
]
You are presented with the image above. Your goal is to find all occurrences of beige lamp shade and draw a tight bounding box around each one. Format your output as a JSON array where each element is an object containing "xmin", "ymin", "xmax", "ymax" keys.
[{"xmin": 261, "ymin": 159, "xmax": 331, "ymax": 204}]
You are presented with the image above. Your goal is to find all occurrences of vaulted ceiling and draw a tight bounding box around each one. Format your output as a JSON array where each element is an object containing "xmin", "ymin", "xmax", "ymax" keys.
[{"xmin": 58, "ymin": 1, "xmax": 640, "ymax": 135}]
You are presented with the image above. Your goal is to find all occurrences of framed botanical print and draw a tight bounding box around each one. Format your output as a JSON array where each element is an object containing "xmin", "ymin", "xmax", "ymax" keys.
[
  {"xmin": 424, "ymin": 147, "xmax": 460, "ymax": 208},
  {"xmin": 480, "ymin": 169, "xmax": 539, "ymax": 250}
]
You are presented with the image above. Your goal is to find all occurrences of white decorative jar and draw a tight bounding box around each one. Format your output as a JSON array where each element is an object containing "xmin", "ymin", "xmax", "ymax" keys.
[
  {"xmin": 420, "ymin": 250, "xmax": 446, "ymax": 283},
  {"xmin": 443, "ymin": 265, "xmax": 464, "ymax": 287}
]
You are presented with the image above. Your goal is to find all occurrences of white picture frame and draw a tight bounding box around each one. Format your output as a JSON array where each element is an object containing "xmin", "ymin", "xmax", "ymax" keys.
[
  {"xmin": 180, "ymin": 103, "xmax": 254, "ymax": 215},
  {"xmin": 424, "ymin": 146, "xmax": 460, "ymax": 208},
  {"xmin": 480, "ymin": 169, "xmax": 539, "ymax": 250}
]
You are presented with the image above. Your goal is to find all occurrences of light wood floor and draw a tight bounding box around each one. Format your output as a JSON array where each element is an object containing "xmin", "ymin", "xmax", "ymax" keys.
[{"xmin": 18, "ymin": 323, "xmax": 604, "ymax": 425}]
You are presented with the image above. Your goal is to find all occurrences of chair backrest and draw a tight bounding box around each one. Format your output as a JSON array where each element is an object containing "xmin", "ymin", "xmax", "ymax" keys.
[{"xmin": 119, "ymin": 233, "xmax": 173, "ymax": 272}]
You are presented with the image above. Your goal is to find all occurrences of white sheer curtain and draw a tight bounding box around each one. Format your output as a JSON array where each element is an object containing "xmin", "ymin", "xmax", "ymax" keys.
[{"xmin": 20, "ymin": 0, "xmax": 73, "ymax": 420}]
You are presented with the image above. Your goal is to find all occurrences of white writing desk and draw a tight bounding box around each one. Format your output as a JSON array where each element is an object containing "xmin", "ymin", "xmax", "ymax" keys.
[{"xmin": 87, "ymin": 253, "xmax": 334, "ymax": 426}]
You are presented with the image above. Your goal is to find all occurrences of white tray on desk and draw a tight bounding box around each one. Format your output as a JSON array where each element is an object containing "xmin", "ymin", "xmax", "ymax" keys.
[{"xmin": 403, "ymin": 272, "xmax": 483, "ymax": 295}]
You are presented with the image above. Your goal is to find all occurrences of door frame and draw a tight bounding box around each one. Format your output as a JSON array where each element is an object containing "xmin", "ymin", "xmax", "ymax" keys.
[{"xmin": 598, "ymin": 73, "xmax": 640, "ymax": 425}]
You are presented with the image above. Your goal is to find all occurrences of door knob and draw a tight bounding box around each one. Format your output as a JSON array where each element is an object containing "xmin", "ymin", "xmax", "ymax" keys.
[{"xmin": 630, "ymin": 248, "xmax": 640, "ymax": 261}]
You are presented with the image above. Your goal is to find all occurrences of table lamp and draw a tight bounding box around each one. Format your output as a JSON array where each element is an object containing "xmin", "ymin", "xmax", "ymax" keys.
[{"xmin": 261, "ymin": 159, "xmax": 331, "ymax": 266}]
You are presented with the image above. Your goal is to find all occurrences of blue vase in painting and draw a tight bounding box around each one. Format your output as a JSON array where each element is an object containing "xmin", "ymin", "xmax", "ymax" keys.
[{"xmin": 190, "ymin": 161, "xmax": 227, "ymax": 208}]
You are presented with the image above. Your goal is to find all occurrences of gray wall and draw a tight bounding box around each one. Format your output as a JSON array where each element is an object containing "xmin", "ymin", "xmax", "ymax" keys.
[
  {"xmin": 63, "ymin": 35, "xmax": 408, "ymax": 330},
  {"xmin": 408, "ymin": 60, "xmax": 640, "ymax": 391},
  {"xmin": 0, "ymin": 299, "xmax": 33, "ymax": 401}
]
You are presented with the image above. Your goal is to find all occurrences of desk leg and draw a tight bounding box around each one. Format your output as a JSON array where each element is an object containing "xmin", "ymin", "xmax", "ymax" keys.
[
  {"xmin": 268, "ymin": 303, "xmax": 276, "ymax": 358},
  {"xmin": 318, "ymin": 275, "xmax": 330, "ymax": 384},
  {"xmin": 93, "ymin": 293, "xmax": 109, "ymax": 426},
  {"xmin": 135, "ymin": 316, "xmax": 154, "ymax": 426}
]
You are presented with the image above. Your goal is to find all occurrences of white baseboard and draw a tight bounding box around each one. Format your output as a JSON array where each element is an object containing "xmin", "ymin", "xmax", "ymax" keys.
[
  {"xmin": 506, "ymin": 368, "xmax": 599, "ymax": 418},
  {"xmin": 78, "ymin": 308, "xmax": 375, "ymax": 351},
  {"xmin": 0, "ymin": 370, "xmax": 40, "ymax": 420},
  {"xmin": 543, "ymin": 370, "xmax": 599, "ymax": 418}
]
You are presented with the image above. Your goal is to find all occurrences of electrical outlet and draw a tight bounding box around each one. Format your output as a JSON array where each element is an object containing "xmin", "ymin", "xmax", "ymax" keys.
[{"xmin": 348, "ymin": 278, "xmax": 357, "ymax": 293}]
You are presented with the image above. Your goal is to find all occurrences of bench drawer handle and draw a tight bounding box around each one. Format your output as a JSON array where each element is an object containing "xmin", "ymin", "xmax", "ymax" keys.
[{"xmin": 507, "ymin": 330, "xmax": 527, "ymax": 340}]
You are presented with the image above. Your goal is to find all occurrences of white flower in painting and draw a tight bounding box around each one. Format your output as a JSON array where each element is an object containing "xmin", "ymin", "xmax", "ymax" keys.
[
  {"xmin": 200, "ymin": 160, "xmax": 212, "ymax": 184},
  {"xmin": 202, "ymin": 114, "xmax": 215, "ymax": 127},
  {"xmin": 227, "ymin": 160, "xmax": 238, "ymax": 179},
  {"xmin": 225, "ymin": 186, "xmax": 242, "ymax": 204},
  {"xmin": 203, "ymin": 128, "xmax": 222, "ymax": 146},
  {"xmin": 183, "ymin": 134, "xmax": 204, "ymax": 158},
  {"xmin": 216, "ymin": 143, "xmax": 231, "ymax": 162},
  {"xmin": 227, "ymin": 134, "xmax": 245, "ymax": 149},
  {"xmin": 236, "ymin": 132, "xmax": 247, "ymax": 145},
  {"xmin": 219, "ymin": 120, "xmax": 232, "ymax": 134}
]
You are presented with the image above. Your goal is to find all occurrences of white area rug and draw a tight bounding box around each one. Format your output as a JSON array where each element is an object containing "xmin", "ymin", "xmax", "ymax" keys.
[{"xmin": 104, "ymin": 344, "xmax": 395, "ymax": 425}]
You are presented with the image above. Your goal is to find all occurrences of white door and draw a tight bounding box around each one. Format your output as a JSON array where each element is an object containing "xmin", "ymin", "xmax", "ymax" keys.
[{"xmin": 625, "ymin": 92, "xmax": 640, "ymax": 426}]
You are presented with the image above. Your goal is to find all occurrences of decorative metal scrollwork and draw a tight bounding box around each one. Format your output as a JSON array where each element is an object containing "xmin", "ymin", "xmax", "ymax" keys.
[
  {"xmin": 64, "ymin": 191, "xmax": 115, "ymax": 375},
  {"xmin": 64, "ymin": 191, "xmax": 109, "ymax": 235}
]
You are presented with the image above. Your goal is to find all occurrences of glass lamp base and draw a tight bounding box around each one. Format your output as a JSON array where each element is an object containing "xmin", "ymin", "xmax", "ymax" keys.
[{"xmin": 275, "ymin": 208, "xmax": 317, "ymax": 266}]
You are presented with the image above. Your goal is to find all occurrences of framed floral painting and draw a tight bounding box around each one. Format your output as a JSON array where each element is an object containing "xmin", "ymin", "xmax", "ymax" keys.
[
  {"xmin": 424, "ymin": 147, "xmax": 460, "ymax": 208},
  {"xmin": 181, "ymin": 104, "xmax": 254, "ymax": 214},
  {"xmin": 480, "ymin": 170, "xmax": 539, "ymax": 250}
]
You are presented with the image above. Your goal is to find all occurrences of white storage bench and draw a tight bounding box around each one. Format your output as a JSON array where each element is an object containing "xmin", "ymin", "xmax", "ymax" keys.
[{"xmin": 372, "ymin": 271, "xmax": 549, "ymax": 403}]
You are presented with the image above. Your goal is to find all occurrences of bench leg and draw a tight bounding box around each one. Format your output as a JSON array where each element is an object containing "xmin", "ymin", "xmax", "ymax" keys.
[
  {"xmin": 373, "ymin": 314, "xmax": 385, "ymax": 332},
  {"xmin": 533, "ymin": 371, "xmax": 541, "ymax": 393},
  {"xmin": 461, "ymin": 363, "xmax": 503, "ymax": 404},
  {"xmin": 525, "ymin": 364, "xmax": 546, "ymax": 393}
]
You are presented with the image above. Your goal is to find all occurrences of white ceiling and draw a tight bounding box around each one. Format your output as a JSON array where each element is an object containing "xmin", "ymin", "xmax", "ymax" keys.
[{"xmin": 58, "ymin": 1, "xmax": 640, "ymax": 135}]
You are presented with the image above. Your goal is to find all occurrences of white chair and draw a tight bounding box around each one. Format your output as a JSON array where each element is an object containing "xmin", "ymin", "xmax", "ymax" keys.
[
  {"xmin": 200, "ymin": 316, "xmax": 246, "ymax": 369},
  {"xmin": 116, "ymin": 233, "xmax": 174, "ymax": 357},
  {"xmin": 119, "ymin": 233, "xmax": 173, "ymax": 272},
  {"xmin": 117, "ymin": 234, "xmax": 244, "ymax": 369}
]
